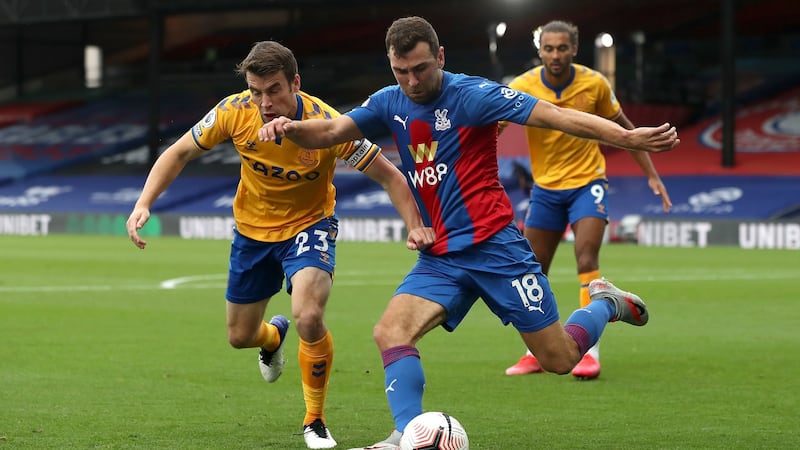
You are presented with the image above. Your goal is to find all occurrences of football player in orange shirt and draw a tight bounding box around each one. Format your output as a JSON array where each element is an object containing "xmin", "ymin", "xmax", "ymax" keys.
[
  {"xmin": 126, "ymin": 41, "xmax": 434, "ymax": 449},
  {"xmin": 502, "ymin": 21, "xmax": 671, "ymax": 380}
]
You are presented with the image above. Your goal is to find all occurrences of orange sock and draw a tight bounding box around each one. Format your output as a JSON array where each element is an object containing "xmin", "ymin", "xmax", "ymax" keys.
[
  {"xmin": 299, "ymin": 331, "xmax": 334, "ymax": 426},
  {"xmin": 578, "ymin": 270, "xmax": 601, "ymax": 308},
  {"xmin": 255, "ymin": 320, "xmax": 281, "ymax": 351}
]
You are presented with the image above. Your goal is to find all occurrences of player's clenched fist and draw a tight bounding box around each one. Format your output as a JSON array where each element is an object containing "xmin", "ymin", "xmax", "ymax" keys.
[{"xmin": 406, "ymin": 226, "xmax": 436, "ymax": 251}]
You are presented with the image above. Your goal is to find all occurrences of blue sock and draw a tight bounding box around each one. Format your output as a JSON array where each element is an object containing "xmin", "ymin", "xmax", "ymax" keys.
[
  {"xmin": 563, "ymin": 299, "xmax": 614, "ymax": 355},
  {"xmin": 382, "ymin": 346, "xmax": 425, "ymax": 432}
]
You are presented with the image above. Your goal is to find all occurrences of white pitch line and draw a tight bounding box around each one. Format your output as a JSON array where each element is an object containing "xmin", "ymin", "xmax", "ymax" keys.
[
  {"xmin": 0, "ymin": 270, "xmax": 795, "ymax": 294},
  {"xmin": 160, "ymin": 274, "xmax": 226, "ymax": 289},
  {"xmin": 0, "ymin": 284, "xmax": 160, "ymax": 293}
]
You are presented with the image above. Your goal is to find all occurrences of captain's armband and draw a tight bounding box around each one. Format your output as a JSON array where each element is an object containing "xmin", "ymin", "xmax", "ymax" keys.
[{"xmin": 345, "ymin": 138, "xmax": 377, "ymax": 166}]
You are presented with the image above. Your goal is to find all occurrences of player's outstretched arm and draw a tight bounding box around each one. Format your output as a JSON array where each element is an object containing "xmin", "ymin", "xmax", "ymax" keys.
[
  {"xmin": 526, "ymin": 101, "xmax": 680, "ymax": 153},
  {"xmin": 126, "ymin": 132, "xmax": 201, "ymax": 249},
  {"xmin": 258, "ymin": 115, "xmax": 363, "ymax": 148},
  {"xmin": 363, "ymin": 154, "xmax": 435, "ymax": 251},
  {"xmin": 127, "ymin": 207, "xmax": 151, "ymax": 249},
  {"xmin": 624, "ymin": 149, "xmax": 673, "ymax": 213},
  {"xmin": 612, "ymin": 111, "xmax": 674, "ymax": 214},
  {"xmin": 648, "ymin": 176, "xmax": 672, "ymax": 213},
  {"xmin": 622, "ymin": 147, "xmax": 674, "ymax": 213}
]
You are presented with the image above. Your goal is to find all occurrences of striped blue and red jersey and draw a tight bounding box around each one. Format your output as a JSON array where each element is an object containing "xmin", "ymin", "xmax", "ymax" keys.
[{"xmin": 347, "ymin": 71, "xmax": 538, "ymax": 255}]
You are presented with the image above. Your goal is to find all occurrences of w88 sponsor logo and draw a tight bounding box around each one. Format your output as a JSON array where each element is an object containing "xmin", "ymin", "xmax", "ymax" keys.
[
  {"xmin": 406, "ymin": 141, "xmax": 447, "ymax": 188},
  {"xmin": 408, "ymin": 164, "xmax": 448, "ymax": 188}
]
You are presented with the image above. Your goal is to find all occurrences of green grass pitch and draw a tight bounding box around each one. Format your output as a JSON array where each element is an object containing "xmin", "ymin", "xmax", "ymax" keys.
[{"xmin": 1, "ymin": 235, "xmax": 798, "ymax": 449}]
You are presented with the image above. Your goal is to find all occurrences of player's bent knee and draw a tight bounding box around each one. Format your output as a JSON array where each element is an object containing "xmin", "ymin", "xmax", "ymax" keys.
[
  {"xmin": 372, "ymin": 321, "xmax": 411, "ymax": 349},
  {"xmin": 227, "ymin": 336, "xmax": 250, "ymax": 349},
  {"xmin": 537, "ymin": 355, "xmax": 577, "ymax": 375},
  {"xmin": 293, "ymin": 312, "xmax": 324, "ymax": 336},
  {"xmin": 227, "ymin": 329, "xmax": 257, "ymax": 349},
  {"xmin": 540, "ymin": 362, "xmax": 572, "ymax": 375},
  {"xmin": 372, "ymin": 322, "xmax": 388, "ymax": 346}
]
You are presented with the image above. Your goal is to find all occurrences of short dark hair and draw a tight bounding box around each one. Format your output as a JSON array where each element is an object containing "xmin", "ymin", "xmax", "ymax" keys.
[
  {"xmin": 235, "ymin": 41, "xmax": 298, "ymax": 81},
  {"xmin": 385, "ymin": 16, "xmax": 440, "ymax": 57},
  {"xmin": 537, "ymin": 20, "xmax": 579, "ymax": 47}
]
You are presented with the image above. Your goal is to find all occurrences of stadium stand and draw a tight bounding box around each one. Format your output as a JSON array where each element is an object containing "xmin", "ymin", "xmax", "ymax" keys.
[
  {"xmin": 0, "ymin": 90, "xmax": 218, "ymax": 185},
  {"xmin": 0, "ymin": 100, "xmax": 84, "ymax": 128},
  {"xmin": 1, "ymin": 0, "xmax": 798, "ymax": 236}
]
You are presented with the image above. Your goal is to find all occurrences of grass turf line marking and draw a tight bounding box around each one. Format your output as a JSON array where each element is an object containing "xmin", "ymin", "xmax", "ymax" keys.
[
  {"xmin": 160, "ymin": 274, "xmax": 226, "ymax": 289},
  {"xmin": 0, "ymin": 270, "xmax": 795, "ymax": 294},
  {"xmin": 0, "ymin": 274, "xmax": 399, "ymax": 293}
]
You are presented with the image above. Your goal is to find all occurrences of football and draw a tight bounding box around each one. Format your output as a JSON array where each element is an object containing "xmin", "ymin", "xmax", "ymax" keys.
[{"xmin": 399, "ymin": 411, "xmax": 469, "ymax": 450}]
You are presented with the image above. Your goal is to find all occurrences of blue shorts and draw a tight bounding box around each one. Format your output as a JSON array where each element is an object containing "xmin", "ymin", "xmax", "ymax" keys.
[
  {"xmin": 395, "ymin": 222, "xmax": 560, "ymax": 333},
  {"xmin": 524, "ymin": 179, "xmax": 609, "ymax": 231},
  {"xmin": 226, "ymin": 217, "xmax": 339, "ymax": 304}
]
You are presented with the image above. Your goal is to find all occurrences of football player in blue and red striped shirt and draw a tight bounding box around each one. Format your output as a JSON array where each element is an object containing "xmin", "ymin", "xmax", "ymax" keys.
[{"xmin": 259, "ymin": 17, "xmax": 678, "ymax": 450}]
